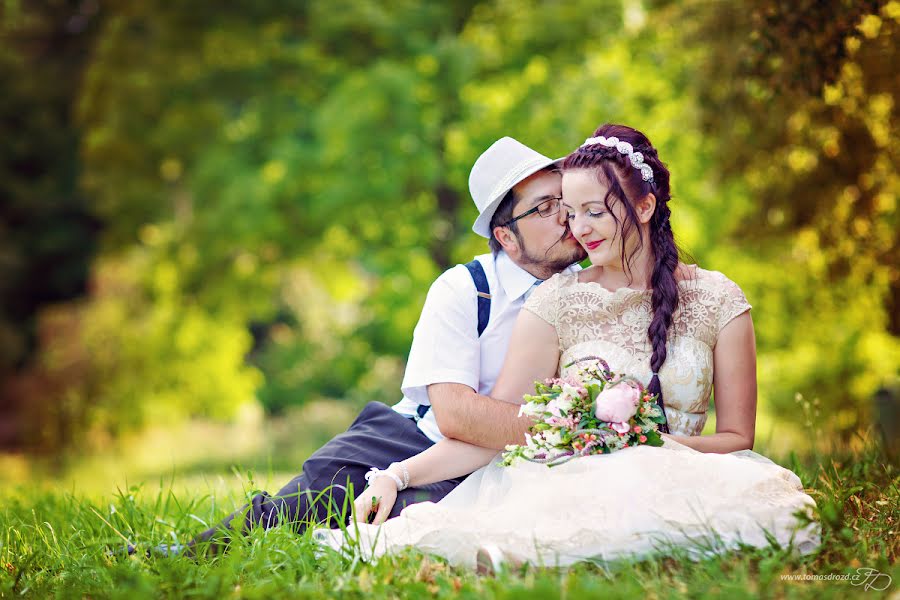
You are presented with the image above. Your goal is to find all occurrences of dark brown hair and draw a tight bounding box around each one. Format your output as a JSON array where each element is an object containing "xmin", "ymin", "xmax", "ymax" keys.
[
  {"xmin": 488, "ymin": 188, "xmax": 519, "ymax": 254},
  {"xmin": 562, "ymin": 124, "xmax": 678, "ymax": 433}
]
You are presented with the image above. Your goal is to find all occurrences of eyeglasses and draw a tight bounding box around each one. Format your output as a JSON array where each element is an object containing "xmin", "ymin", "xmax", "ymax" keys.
[{"xmin": 501, "ymin": 196, "xmax": 563, "ymax": 227}]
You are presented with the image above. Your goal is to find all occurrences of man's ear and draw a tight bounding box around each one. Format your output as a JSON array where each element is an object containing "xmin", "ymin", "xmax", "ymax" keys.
[
  {"xmin": 492, "ymin": 225, "xmax": 520, "ymax": 255},
  {"xmin": 635, "ymin": 193, "xmax": 656, "ymax": 224}
]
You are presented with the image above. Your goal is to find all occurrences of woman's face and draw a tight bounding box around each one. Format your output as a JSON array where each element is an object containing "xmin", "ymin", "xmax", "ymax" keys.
[{"xmin": 561, "ymin": 169, "xmax": 640, "ymax": 269}]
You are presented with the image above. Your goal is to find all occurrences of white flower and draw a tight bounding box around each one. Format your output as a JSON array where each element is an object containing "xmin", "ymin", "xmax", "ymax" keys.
[
  {"xmin": 525, "ymin": 432, "xmax": 545, "ymax": 450},
  {"xmin": 543, "ymin": 429, "xmax": 564, "ymax": 447},
  {"xmin": 561, "ymin": 383, "xmax": 582, "ymax": 400},
  {"xmin": 518, "ymin": 402, "xmax": 545, "ymax": 418},
  {"xmin": 547, "ymin": 394, "xmax": 574, "ymax": 416}
]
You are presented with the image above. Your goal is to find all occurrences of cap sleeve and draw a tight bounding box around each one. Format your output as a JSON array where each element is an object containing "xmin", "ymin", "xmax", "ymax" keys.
[
  {"xmin": 523, "ymin": 272, "xmax": 562, "ymax": 328},
  {"xmin": 717, "ymin": 275, "xmax": 752, "ymax": 333}
]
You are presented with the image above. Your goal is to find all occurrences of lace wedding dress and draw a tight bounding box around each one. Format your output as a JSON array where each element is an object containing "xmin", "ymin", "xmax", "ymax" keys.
[{"xmin": 315, "ymin": 268, "xmax": 820, "ymax": 568}]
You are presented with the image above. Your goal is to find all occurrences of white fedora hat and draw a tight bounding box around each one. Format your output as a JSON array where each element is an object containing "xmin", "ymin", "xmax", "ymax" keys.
[{"xmin": 469, "ymin": 137, "xmax": 559, "ymax": 238}]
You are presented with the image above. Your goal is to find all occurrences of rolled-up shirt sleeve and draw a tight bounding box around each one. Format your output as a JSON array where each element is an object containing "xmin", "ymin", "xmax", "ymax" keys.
[{"xmin": 400, "ymin": 266, "xmax": 480, "ymax": 405}]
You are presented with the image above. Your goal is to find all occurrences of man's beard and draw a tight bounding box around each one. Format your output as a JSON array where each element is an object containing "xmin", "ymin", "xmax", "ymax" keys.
[{"xmin": 517, "ymin": 235, "xmax": 587, "ymax": 275}]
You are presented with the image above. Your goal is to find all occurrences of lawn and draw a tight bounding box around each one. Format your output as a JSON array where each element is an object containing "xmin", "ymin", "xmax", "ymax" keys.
[{"xmin": 0, "ymin": 414, "xmax": 896, "ymax": 599}]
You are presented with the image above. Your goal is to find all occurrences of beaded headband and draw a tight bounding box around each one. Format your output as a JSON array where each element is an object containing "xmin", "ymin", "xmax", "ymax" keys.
[{"xmin": 580, "ymin": 136, "xmax": 654, "ymax": 183}]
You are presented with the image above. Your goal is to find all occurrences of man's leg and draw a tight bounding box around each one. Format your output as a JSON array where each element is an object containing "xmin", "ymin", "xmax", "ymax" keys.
[{"xmin": 186, "ymin": 402, "xmax": 437, "ymax": 553}]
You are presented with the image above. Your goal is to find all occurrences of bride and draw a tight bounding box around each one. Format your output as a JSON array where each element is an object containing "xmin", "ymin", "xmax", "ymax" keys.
[{"xmin": 315, "ymin": 124, "xmax": 819, "ymax": 569}]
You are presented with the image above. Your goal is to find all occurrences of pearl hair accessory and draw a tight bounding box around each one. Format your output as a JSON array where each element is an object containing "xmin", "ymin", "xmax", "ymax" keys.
[{"xmin": 580, "ymin": 136, "xmax": 655, "ymax": 182}]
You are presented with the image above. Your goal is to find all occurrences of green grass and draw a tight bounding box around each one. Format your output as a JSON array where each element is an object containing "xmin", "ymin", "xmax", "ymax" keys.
[{"xmin": 0, "ymin": 427, "xmax": 897, "ymax": 598}]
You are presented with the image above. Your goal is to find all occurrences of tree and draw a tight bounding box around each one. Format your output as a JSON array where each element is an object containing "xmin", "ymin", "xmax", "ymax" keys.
[
  {"xmin": 0, "ymin": 0, "xmax": 102, "ymax": 447},
  {"xmin": 684, "ymin": 0, "xmax": 899, "ymax": 431}
]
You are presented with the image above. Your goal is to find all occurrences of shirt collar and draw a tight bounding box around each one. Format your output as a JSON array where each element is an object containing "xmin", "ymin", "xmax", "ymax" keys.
[
  {"xmin": 495, "ymin": 251, "xmax": 537, "ymax": 300},
  {"xmin": 494, "ymin": 250, "xmax": 580, "ymax": 301}
]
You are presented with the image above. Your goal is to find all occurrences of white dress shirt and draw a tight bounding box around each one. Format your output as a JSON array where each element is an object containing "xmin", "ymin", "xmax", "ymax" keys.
[{"xmin": 393, "ymin": 251, "xmax": 579, "ymax": 442}]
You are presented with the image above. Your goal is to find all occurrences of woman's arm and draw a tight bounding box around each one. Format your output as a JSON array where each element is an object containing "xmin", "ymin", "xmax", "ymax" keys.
[
  {"xmin": 490, "ymin": 310, "xmax": 561, "ymax": 403},
  {"xmin": 355, "ymin": 311, "xmax": 562, "ymax": 523},
  {"xmin": 666, "ymin": 311, "xmax": 757, "ymax": 453},
  {"xmin": 354, "ymin": 439, "xmax": 497, "ymax": 524}
]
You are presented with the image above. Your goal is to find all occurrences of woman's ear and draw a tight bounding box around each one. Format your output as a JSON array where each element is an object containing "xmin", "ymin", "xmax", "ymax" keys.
[{"xmin": 635, "ymin": 193, "xmax": 656, "ymax": 224}]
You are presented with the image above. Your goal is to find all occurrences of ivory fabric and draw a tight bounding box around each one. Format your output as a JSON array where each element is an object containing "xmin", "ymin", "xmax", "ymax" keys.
[{"xmin": 316, "ymin": 268, "xmax": 819, "ymax": 568}]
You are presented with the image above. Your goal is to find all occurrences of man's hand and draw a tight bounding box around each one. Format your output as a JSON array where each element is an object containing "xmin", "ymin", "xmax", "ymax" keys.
[{"xmin": 353, "ymin": 477, "xmax": 398, "ymax": 525}]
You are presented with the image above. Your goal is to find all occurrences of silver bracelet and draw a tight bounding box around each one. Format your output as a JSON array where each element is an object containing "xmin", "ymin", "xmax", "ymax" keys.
[
  {"xmin": 364, "ymin": 467, "xmax": 403, "ymax": 491},
  {"xmin": 390, "ymin": 461, "xmax": 410, "ymax": 490}
]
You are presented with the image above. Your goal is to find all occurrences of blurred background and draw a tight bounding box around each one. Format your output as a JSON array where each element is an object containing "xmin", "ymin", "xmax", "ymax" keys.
[{"xmin": 0, "ymin": 0, "xmax": 897, "ymax": 493}]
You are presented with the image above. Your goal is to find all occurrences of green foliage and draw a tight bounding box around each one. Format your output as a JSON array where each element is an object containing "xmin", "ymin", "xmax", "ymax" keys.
[
  {"xmin": 18, "ymin": 250, "xmax": 261, "ymax": 452},
  {"xmin": 687, "ymin": 0, "xmax": 900, "ymax": 427},
  {"xmin": 0, "ymin": 0, "xmax": 896, "ymax": 449}
]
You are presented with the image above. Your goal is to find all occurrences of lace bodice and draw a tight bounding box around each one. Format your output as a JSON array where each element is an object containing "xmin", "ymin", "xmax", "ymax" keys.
[{"xmin": 524, "ymin": 267, "xmax": 751, "ymax": 436}]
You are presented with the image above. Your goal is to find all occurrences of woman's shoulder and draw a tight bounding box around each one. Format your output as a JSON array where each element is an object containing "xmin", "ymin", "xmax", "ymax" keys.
[
  {"xmin": 547, "ymin": 270, "xmax": 581, "ymax": 288},
  {"xmin": 679, "ymin": 265, "xmax": 752, "ymax": 331},
  {"xmin": 529, "ymin": 270, "xmax": 580, "ymax": 299},
  {"xmin": 523, "ymin": 270, "xmax": 586, "ymax": 324},
  {"xmin": 679, "ymin": 265, "xmax": 744, "ymax": 294}
]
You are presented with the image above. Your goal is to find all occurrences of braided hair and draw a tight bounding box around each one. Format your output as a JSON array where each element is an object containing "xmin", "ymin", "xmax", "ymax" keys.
[{"xmin": 562, "ymin": 124, "xmax": 679, "ymax": 433}]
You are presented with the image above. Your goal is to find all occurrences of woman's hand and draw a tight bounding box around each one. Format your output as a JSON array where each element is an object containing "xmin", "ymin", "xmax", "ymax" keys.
[{"xmin": 353, "ymin": 476, "xmax": 398, "ymax": 525}]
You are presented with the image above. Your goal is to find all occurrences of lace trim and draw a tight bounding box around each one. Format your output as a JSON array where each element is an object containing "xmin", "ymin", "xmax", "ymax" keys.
[{"xmin": 525, "ymin": 268, "xmax": 751, "ymax": 354}]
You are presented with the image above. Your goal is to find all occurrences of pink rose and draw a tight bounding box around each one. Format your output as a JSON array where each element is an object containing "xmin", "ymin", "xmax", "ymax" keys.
[
  {"xmin": 594, "ymin": 383, "xmax": 641, "ymax": 423},
  {"xmin": 611, "ymin": 421, "xmax": 631, "ymax": 434}
]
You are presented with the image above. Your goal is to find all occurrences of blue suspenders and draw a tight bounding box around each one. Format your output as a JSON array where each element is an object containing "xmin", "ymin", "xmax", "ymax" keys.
[
  {"xmin": 464, "ymin": 259, "xmax": 492, "ymax": 338},
  {"xmin": 416, "ymin": 260, "xmax": 491, "ymax": 421}
]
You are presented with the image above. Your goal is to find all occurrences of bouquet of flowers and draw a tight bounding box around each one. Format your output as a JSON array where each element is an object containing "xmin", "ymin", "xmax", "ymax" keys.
[{"xmin": 501, "ymin": 357, "xmax": 667, "ymax": 467}]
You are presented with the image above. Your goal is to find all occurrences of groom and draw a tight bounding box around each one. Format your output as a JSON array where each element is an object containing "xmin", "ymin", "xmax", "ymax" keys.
[{"xmin": 183, "ymin": 137, "xmax": 586, "ymax": 554}]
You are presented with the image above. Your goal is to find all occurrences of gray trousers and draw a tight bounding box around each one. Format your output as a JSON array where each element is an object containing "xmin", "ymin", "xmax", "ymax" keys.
[{"xmin": 189, "ymin": 401, "xmax": 463, "ymax": 551}]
